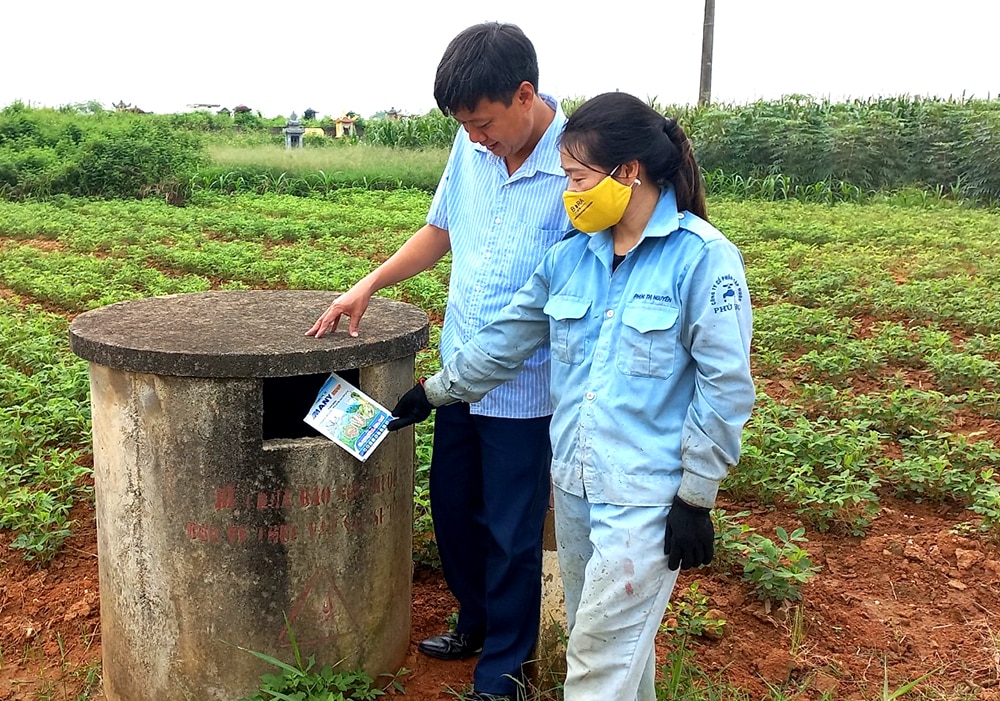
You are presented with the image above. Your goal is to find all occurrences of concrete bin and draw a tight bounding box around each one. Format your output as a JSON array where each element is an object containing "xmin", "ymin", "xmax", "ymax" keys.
[
  {"xmin": 535, "ymin": 508, "xmax": 567, "ymax": 688},
  {"xmin": 69, "ymin": 290, "xmax": 428, "ymax": 701}
]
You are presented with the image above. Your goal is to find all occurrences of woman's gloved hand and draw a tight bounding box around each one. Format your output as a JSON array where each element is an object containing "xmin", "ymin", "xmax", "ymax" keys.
[
  {"xmin": 664, "ymin": 497, "xmax": 714, "ymax": 570},
  {"xmin": 387, "ymin": 380, "xmax": 433, "ymax": 431}
]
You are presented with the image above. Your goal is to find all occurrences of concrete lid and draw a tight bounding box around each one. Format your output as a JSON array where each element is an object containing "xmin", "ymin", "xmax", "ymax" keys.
[{"xmin": 69, "ymin": 290, "xmax": 429, "ymax": 378}]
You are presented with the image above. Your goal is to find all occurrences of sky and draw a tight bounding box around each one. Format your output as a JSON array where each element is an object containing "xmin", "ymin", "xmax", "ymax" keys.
[{"xmin": 3, "ymin": 0, "xmax": 997, "ymax": 119}]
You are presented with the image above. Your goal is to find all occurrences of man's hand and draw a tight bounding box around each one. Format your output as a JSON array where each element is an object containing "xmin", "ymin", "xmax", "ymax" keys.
[
  {"xmin": 387, "ymin": 382, "xmax": 434, "ymax": 431},
  {"xmin": 305, "ymin": 285, "xmax": 372, "ymax": 339},
  {"xmin": 664, "ymin": 497, "xmax": 714, "ymax": 571}
]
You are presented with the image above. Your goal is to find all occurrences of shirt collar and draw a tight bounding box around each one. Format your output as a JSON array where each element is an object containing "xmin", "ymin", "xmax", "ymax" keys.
[
  {"xmin": 473, "ymin": 93, "xmax": 567, "ymax": 178},
  {"xmin": 527, "ymin": 94, "xmax": 568, "ymax": 177},
  {"xmin": 586, "ymin": 186, "xmax": 682, "ymax": 262},
  {"xmin": 641, "ymin": 186, "xmax": 682, "ymax": 239}
]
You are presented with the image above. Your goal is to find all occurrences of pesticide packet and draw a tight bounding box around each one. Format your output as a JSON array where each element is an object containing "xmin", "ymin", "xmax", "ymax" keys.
[{"xmin": 304, "ymin": 372, "xmax": 393, "ymax": 461}]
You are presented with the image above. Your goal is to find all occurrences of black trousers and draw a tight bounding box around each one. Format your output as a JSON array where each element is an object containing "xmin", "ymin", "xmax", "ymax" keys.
[{"xmin": 429, "ymin": 402, "xmax": 552, "ymax": 696}]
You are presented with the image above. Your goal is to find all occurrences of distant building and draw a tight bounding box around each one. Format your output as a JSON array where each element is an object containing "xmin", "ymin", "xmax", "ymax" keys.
[
  {"xmin": 113, "ymin": 100, "xmax": 147, "ymax": 114},
  {"xmin": 283, "ymin": 113, "xmax": 305, "ymax": 149},
  {"xmin": 333, "ymin": 116, "xmax": 357, "ymax": 139}
]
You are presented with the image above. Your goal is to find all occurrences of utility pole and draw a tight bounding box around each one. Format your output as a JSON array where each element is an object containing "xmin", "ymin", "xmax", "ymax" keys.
[{"xmin": 699, "ymin": 0, "xmax": 716, "ymax": 107}]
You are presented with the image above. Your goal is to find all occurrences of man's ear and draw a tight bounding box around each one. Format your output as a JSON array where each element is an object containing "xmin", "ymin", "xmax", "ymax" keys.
[{"xmin": 514, "ymin": 81, "xmax": 536, "ymax": 109}]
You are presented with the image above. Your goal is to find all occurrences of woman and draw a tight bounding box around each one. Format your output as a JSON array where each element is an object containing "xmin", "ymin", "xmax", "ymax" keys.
[{"xmin": 389, "ymin": 92, "xmax": 755, "ymax": 701}]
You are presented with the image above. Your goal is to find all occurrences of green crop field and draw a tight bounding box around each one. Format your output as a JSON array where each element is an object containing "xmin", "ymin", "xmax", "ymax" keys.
[{"xmin": 2, "ymin": 185, "xmax": 998, "ymax": 699}]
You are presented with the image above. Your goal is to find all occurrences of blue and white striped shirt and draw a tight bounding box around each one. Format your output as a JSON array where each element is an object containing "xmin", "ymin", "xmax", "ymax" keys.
[{"xmin": 427, "ymin": 94, "xmax": 570, "ymax": 418}]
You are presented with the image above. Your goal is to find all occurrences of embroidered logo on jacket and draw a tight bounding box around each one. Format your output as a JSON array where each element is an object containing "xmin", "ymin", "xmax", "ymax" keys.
[{"xmin": 710, "ymin": 275, "xmax": 743, "ymax": 314}]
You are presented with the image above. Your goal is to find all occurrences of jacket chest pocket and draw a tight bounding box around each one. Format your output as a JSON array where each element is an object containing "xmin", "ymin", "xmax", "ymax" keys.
[
  {"xmin": 617, "ymin": 303, "xmax": 681, "ymax": 378},
  {"xmin": 544, "ymin": 295, "xmax": 591, "ymax": 365}
]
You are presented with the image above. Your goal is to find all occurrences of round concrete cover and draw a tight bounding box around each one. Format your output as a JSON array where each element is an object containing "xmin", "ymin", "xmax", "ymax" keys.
[{"xmin": 69, "ymin": 290, "xmax": 429, "ymax": 377}]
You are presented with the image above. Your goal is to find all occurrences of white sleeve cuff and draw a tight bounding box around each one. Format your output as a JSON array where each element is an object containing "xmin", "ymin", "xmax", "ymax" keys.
[
  {"xmin": 422, "ymin": 372, "xmax": 456, "ymax": 408},
  {"xmin": 676, "ymin": 472, "xmax": 720, "ymax": 510}
]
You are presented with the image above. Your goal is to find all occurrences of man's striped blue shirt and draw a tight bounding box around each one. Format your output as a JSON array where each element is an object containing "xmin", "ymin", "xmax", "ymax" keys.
[{"xmin": 427, "ymin": 94, "xmax": 570, "ymax": 418}]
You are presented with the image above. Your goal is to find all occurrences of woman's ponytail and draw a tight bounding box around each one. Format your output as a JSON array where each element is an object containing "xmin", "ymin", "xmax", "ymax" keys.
[{"xmin": 662, "ymin": 118, "xmax": 707, "ymax": 220}]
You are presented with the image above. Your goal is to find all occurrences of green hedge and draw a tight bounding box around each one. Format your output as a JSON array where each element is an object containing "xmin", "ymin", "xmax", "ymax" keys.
[
  {"xmin": 0, "ymin": 102, "xmax": 204, "ymax": 200},
  {"xmin": 675, "ymin": 95, "xmax": 1000, "ymax": 204},
  {"xmin": 3, "ymin": 96, "xmax": 1000, "ymax": 204}
]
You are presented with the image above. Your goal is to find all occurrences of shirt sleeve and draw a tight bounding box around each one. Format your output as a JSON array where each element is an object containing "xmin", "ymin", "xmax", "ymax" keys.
[
  {"xmin": 423, "ymin": 255, "xmax": 553, "ymax": 407},
  {"xmin": 426, "ymin": 131, "xmax": 462, "ymax": 231},
  {"xmin": 676, "ymin": 238, "xmax": 756, "ymax": 509}
]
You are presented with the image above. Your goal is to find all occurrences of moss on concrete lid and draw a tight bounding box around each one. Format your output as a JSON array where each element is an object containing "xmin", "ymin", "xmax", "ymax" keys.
[{"xmin": 69, "ymin": 290, "xmax": 429, "ymax": 378}]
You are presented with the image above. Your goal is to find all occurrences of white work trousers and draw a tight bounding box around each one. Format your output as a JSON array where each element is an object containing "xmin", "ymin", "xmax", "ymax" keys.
[{"xmin": 554, "ymin": 486, "xmax": 681, "ymax": 701}]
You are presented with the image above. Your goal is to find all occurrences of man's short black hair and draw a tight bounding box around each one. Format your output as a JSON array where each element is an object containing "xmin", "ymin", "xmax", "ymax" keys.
[{"xmin": 433, "ymin": 22, "xmax": 540, "ymax": 116}]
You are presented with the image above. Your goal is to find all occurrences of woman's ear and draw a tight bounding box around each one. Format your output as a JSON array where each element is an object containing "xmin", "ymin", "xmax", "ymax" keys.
[{"xmin": 621, "ymin": 160, "xmax": 642, "ymax": 184}]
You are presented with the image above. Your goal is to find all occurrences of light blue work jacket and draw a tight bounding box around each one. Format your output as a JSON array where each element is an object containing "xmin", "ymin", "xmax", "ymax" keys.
[{"xmin": 425, "ymin": 187, "xmax": 755, "ymax": 507}]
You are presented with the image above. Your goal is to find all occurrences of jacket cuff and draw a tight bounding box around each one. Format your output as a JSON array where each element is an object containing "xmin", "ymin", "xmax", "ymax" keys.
[
  {"xmin": 422, "ymin": 372, "xmax": 456, "ymax": 408},
  {"xmin": 676, "ymin": 472, "xmax": 719, "ymax": 510}
]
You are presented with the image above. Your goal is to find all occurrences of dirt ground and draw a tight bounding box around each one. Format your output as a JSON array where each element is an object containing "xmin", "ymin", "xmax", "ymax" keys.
[{"xmin": 1, "ymin": 490, "xmax": 998, "ymax": 701}]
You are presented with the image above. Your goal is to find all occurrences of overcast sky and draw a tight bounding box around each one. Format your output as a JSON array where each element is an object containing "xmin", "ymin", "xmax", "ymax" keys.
[{"xmin": 3, "ymin": 1, "xmax": 997, "ymax": 119}]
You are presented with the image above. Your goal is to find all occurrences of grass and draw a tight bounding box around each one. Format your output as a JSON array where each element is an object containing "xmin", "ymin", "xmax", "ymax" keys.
[
  {"xmin": 233, "ymin": 619, "xmax": 405, "ymax": 701},
  {"xmin": 202, "ymin": 141, "xmax": 449, "ymax": 193},
  {"xmin": 207, "ymin": 142, "xmax": 448, "ymax": 172},
  {"xmin": 3, "ymin": 630, "xmax": 101, "ymax": 701}
]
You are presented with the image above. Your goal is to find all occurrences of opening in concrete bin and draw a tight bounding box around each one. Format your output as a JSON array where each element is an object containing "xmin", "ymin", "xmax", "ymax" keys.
[
  {"xmin": 262, "ymin": 369, "xmax": 361, "ymax": 439},
  {"xmin": 69, "ymin": 291, "xmax": 428, "ymax": 701}
]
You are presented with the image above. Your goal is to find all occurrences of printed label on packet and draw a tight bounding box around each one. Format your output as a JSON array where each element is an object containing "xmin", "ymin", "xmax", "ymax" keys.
[{"xmin": 304, "ymin": 373, "xmax": 393, "ymax": 461}]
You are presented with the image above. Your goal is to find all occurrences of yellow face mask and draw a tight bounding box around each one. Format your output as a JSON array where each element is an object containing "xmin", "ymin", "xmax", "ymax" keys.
[{"xmin": 562, "ymin": 166, "xmax": 635, "ymax": 234}]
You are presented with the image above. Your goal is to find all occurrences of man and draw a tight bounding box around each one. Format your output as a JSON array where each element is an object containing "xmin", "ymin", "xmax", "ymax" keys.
[{"xmin": 307, "ymin": 22, "xmax": 569, "ymax": 701}]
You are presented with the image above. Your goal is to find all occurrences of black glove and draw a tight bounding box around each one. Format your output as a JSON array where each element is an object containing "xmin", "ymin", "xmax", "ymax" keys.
[
  {"xmin": 664, "ymin": 497, "xmax": 714, "ymax": 571},
  {"xmin": 387, "ymin": 381, "xmax": 434, "ymax": 431}
]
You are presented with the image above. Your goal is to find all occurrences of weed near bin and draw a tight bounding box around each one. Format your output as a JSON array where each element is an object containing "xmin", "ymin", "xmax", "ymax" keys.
[{"xmin": 232, "ymin": 620, "xmax": 407, "ymax": 701}]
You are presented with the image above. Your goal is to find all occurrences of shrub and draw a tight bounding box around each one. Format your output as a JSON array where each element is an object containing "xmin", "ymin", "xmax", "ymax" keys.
[
  {"xmin": 58, "ymin": 119, "xmax": 203, "ymax": 200},
  {"xmin": 0, "ymin": 104, "xmax": 204, "ymax": 201}
]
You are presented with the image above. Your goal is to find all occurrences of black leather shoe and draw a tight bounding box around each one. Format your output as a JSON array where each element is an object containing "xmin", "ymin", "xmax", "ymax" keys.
[{"xmin": 417, "ymin": 631, "xmax": 483, "ymax": 660}]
